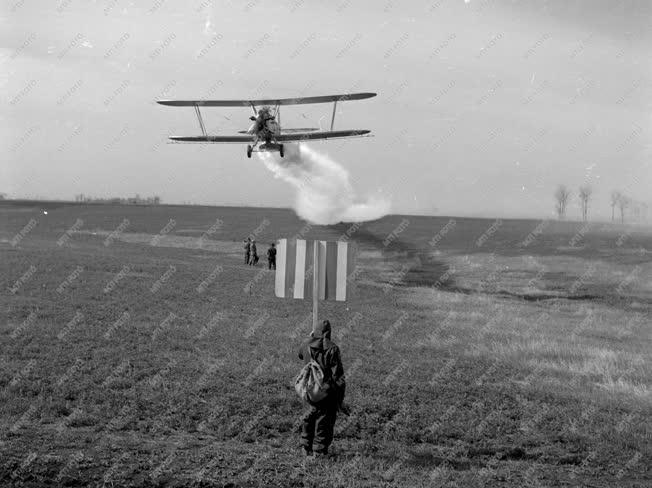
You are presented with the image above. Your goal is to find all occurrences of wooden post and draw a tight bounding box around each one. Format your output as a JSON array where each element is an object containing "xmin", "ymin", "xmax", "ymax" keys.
[{"xmin": 312, "ymin": 240, "xmax": 319, "ymax": 334}]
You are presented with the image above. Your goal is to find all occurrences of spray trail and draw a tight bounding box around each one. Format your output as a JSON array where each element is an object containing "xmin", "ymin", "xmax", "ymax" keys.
[{"xmin": 258, "ymin": 144, "xmax": 390, "ymax": 225}]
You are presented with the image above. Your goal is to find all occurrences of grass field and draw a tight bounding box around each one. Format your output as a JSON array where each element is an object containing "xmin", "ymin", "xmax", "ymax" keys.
[{"xmin": 1, "ymin": 201, "xmax": 650, "ymax": 487}]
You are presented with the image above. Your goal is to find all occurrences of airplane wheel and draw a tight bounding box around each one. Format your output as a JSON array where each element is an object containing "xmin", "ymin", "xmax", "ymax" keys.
[
  {"xmin": 279, "ymin": 144, "xmax": 284, "ymax": 158},
  {"xmin": 247, "ymin": 145, "xmax": 252, "ymax": 158}
]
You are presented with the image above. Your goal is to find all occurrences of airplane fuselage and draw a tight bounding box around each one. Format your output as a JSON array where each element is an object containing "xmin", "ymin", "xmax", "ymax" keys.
[{"xmin": 247, "ymin": 116, "xmax": 281, "ymax": 143}]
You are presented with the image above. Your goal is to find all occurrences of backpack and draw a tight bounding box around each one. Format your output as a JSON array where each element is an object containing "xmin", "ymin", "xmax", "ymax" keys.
[{"xmin": 294, "ymin": 349, "xmax": 331, "ymax": 403}]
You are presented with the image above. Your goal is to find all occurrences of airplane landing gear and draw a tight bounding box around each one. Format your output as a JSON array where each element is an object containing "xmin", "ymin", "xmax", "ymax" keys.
[
  {"xmin": 247, "ymin": 145, "xmax": 252, "ymax": 158},
  {"xmin": 279, "ymin": 144, "xmax": 284, "ymax": 158}
]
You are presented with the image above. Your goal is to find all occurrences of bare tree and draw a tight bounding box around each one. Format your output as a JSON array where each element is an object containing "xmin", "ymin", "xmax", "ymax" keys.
[
  {"xmin": 554, "ymin": 185, "xmax": 571, "ymax": 219},
  {"xmin": 610, "ymin": 191, "xmax": 621, "ymax": 222},
  {"xmin": 617, "ymin": 194, "xmax": 629, "ymax": 223},
  {"xmin": 632, "ymin": 200, "xmax": 642, "ymax": 221},
  {"xmin": 578, "ymin": 185, "xmax": 592, "ymax": 222}
]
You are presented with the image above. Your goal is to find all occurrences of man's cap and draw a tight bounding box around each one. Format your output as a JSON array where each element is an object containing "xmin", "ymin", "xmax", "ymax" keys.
[{"xmin": 312, "ymin": 319, "xmax": 331, "ymax": 337}]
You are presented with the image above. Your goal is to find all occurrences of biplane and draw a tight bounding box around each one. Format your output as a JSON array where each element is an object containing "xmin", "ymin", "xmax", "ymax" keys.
[{"xmin": 156, "ymin": 92, "xmax": 376, "ymax": 158}]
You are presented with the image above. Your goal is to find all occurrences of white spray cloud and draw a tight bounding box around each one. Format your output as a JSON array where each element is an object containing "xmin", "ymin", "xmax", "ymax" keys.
[
  {"xmin": 258, "ymin": 144, "xmax": 391, "ymax": 225},
  {"xmin": 204, "ymin": 5, "xmax": 216, "ymax": 36}
]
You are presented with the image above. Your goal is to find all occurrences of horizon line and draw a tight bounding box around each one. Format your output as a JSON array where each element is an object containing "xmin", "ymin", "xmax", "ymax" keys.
[{"xmin": 1, "ymin": 197, "xmax": 649, "ymax": 226}]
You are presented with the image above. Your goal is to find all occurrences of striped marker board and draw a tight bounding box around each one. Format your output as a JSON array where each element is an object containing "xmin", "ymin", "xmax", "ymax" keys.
[{"xmin": 275, "ymin": 239, "xmax": 355, "ymax": 301}]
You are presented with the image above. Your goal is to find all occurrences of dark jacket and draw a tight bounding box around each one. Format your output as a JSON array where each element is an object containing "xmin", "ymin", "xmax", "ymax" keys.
[{"xmin": 298, "ymin": 333, "xmax": 345, "ymax": 405}]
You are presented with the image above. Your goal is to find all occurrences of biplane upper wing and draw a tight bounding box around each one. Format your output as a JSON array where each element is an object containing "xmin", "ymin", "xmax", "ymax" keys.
[
  {"xmin": 157, "ymin": 93, "xmax": 376, "ymax": 107},
  {"xmin": 276, "ymin": 130, "xmax": 370, "ymax": 141}
]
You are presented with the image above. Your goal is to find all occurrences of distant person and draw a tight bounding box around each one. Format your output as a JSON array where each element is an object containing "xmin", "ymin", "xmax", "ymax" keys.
[
  {"xmin": 297, "ymin": 320, "xmax": 346, "ymax": 457},
  {"xmin": 267, "ymin": 243, "xmax": 276, "ymax": 270},
  {"xmin": 244, "ymin": 238, "xmax": 251, "ymax": 264},
  {"xmin": 250, "ymin": 239, "xmax": 259, "ymax": 265}
]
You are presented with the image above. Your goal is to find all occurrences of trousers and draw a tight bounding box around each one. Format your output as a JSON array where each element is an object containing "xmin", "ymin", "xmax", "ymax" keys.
[{"xmin": 300, "ymin": 397, "xmax": 338, "ymax": 454}]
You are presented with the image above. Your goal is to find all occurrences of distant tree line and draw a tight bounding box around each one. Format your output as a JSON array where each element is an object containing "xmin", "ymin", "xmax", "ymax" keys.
[
  {"xmin": 74, "ymin": 194, "xmax": 161, "ymax": 205},
  {"xmin": 554, "ymin": 184, "xmax": 648, "ymax": 223},
  {"xmin": 610, "ymin": 191, "xmax": 648, "ymax": 223}
]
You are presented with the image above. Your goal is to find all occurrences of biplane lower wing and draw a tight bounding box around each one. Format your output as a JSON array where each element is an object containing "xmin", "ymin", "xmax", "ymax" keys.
[
  {"xmin": 169, "ymin": 135, "xmax": 252, "ymax": 143},
  {"xmin": 277, "ymin": 130, "xmax": 370, "ymax": 141},
  {"xmin": 237, "ymin": 128, "xmax": 320, "ymax": 134},
  {"xmin": 169, "ymin": 130, "xmax": 370, "ymax": 143}
]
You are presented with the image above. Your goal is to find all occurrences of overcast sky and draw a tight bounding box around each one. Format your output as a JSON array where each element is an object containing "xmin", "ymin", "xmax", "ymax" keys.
[{"xmin": 2, "ymin": 0, "xmax": 651, "ymax": 219}]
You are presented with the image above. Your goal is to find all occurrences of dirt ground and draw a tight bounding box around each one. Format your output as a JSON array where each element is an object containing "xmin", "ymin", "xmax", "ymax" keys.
[{"xmin": 1, "ymin": 202, "xmax": 650, "ymax": 487}]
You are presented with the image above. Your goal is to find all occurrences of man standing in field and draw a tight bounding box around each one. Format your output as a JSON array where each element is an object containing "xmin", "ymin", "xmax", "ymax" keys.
[
  {"xmin": 250, "ymin": 239, "xmax": 259, "ymax": 265},
  {"xmin": 298, "ymin": 320, "xmax": 346, "ymax": 457},
  {"xmin": 267, "ymin": 243, "xmax": 276, "ymax": 270},
  {"xmin": 244, "ymin": 238, "xmax": 251, "ymax": 264}
]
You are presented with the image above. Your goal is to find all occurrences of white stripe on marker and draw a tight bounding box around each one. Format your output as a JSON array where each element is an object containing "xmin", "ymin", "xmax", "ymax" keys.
[
  {"xmin": 318, "ymin": 240, "xmax": 327, "ymax": 300},
  {"xmin": 336, "ymin": 241, "xmax": 348, "ymax": 301},
  {"xmin": 294, "ymin": 239, "xmax": 306, "ymax": 299},
  {"xmin": 275, "ymin": 238, "xmax": 287, "ymax": 298}
]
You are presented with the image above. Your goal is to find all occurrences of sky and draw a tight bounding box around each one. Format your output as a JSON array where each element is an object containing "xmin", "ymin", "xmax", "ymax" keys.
[{"xmin": 2, "ymin": 0, "xmax": 651, "ymax": 219}]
